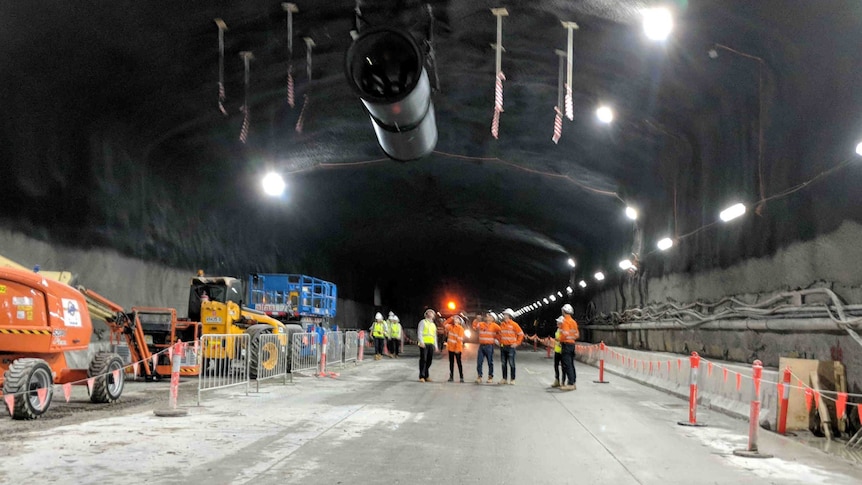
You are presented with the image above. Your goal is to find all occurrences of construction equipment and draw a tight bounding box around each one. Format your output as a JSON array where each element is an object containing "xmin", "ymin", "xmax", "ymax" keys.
[
  {"xmin": 0, "ymin": 267, "xmax": 126, "ymax": 419},
  {"xmin": 190, "ymin": 274, "xmax": 299, "ymax": 377},
  {"xmin": 80, "ymin": 288, "xmax": 200, "ymax": 379},
  {"xmin": 247, "ymin": 273, "xmax": 337, "ymax": 328}
]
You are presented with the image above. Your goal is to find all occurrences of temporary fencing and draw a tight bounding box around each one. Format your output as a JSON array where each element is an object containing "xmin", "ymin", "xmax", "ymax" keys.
[
  {"xmin": 198, "ymin": 334, "xmax": 250, "ymax": 405},
  {"xmin": 575, "ymin": 342, "xmax": 862, "ymax": 456},
  {"xmin": 344, "ymin": 330, "xmax": 360, "ymax": 364},
  {"xmin": 290, "ymin": 332, "xmax": 320, "ymax": 378},
  {"xmin": 254, "ymin": 333, "xmax": 289, "ymax": 391},
  {"xmin": 326, "ymin": 331, "xmax": 344, "ymax": 369}
]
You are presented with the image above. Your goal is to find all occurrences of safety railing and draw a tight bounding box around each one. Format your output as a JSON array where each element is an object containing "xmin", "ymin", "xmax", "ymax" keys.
[
  {"xmin": 344, "ymin": 330, "xmax": 360, "ymax": 364},
  {"xmin": 255, "ymin": 333, "xmax": 289, "ymax": 391},
  {"xmin": 326, "ymin": 331, "xmax": 344, "ymax": 368},
  {"xmin": 290, "ymin": 332, "xmax": 320, "ymax": 379},
  {"xmin": 198, "ymin": 334, "xmax": 250, "ymax": 405}
]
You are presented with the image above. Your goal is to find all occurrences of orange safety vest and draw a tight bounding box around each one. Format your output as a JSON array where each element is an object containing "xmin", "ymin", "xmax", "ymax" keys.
[
  {"xmin": 473, "ymin": 320, "xmax": 500, "ymax": 345},
  {"xmin": 499, "ymin": 320, "xmax": 524, "ymax": 347},
  {"xmin": 559, "ymin": 315, "xmax": 580, "ymax": 344},
  {"xmin": 446, "ymin": 324, "xmax": 464, "ymax": 353}
]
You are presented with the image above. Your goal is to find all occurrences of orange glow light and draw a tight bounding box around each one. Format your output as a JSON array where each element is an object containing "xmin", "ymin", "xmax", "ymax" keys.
[{"xmin": 447, "ymin": 301, "xmax": 456, "ymax": 310}]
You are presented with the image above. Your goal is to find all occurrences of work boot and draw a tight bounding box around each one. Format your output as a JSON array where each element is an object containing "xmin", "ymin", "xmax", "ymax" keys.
[
  {"xmin": 475, "ymin": 377, "xmax": 482, "ymax": 384},
  {"xmin": 487, "ymin": 377, "xmax": 494, "ymax": 384},
  {"xmin": 509, "ymin": 380, "xmax": 515, "ymax": 385},
  {"xmin": 551, "ymin": 379, "xmax": 560, "ymax": 388},
  {"xmin": 460, "ymin": 378, "xmax": 465, "ymax": 383},
  {"xmin": 447, "ymin": 377, "xmax": 454, "ymax": 382},
  {"xmin": 425, "ymin": 377, "xmax": 433, "ymax": 382},
  {"xmin": 419, "ymin": 378, "xmax": 425, "ymax": 383},
  {"xmin": 499, "ymin": 379, "xmax": 508, "ymax": 385},
  {"xmin": 560, "ymin": 385, "xmax": 573, "ymax": 391}
]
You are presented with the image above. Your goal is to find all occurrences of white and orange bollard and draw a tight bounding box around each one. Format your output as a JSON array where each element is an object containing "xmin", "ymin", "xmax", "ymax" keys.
[
  {"xmin": 358, "ymin": 330, "xmax": 365, "ymax": 362},
  {"xmin": 593, "ymin": 341, "xmax": 610, "ymax": 384},
  {"xmin": 777, "ymin": 366, "xmax": 791, "ymax": 435},
  {"xmin": 154, "ymin": 341, "xmax": 188, "ymax": 417},
  {"xmin": 317, "ymin": 334, "xmax": 328, "ymax": 376},
  {"xmin": 734, "ymin": 360, "xmax": 772, "ymax": 458},
  {"xmin": 678, "ymin": 351, "xmax": 707, "ymax": 427}
]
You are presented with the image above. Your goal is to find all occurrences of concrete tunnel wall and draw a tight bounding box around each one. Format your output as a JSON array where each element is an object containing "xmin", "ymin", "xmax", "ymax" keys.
[
  {"xmin": 0, "ymin": 227, "xmax": 372, "ymax": 336},
  {"xmin": 588, "ymin": 220, "xmax": 862, "ymax": 393}
]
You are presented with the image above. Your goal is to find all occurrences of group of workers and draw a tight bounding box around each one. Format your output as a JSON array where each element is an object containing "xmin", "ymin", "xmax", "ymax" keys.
[
  {"xmin": 368, "ymin": 311, "xmax": 403, "ymax": 360},
  {"xmin": 369, "ymin": 304, "xmax": 580, "ymax": 390}
]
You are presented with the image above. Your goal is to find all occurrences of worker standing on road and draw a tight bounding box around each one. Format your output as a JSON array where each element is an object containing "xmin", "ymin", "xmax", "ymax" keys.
[
  {"xmin": 498, "ymin": 308, "xmax": 524, "ymax": 385},
  {"xmin": 418, "ymin": 309, "xmax": 438, "ymax": 382},
  {"xmin": 551, "ymin": 316, "xmax": 563, "ymax": 388},
  {"xmin": 473, "ymin": 312, "xmax": 501, "ymax": 384},
  {"xmin": 559, "ymin": 304, "xmax": 580, "ymax": 391},
  {"xmin": 388, "ymin": 315, "xmax": 402, "ymax": 358},
  {"xmin": 370, "ymin": 313, "xmax": 387, "ymax": 361},
  {"xmin": 444, "ymin": 315, "xmax": 465, "ymax": 382}
]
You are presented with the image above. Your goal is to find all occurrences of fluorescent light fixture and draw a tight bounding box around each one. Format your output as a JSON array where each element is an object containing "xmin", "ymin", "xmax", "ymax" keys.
[
  {"xmin": 719, "ymin": 203, "xmax": 746, "ymax": 222},
  {"xmin": 643, "ymin": 7, "xmax": 673, "ymax": 41},
  {"xmin": 566, "ymin": 286, "xmax": 573, "ymax": 294},
  {"xmin": 543, "ymin": 298, "xmax": 549, "ymax": 304},
  {"xmin": 557, "ymin": 291, "xmax": 563, "ymax": 297},
  {"xmin": 856, "ymin": 141, "xmax": 862, "ymax": 156},
  {"xmin": 262, "ymin": 172, "xmax": 286, "ymax": 197},
  {"xmin": 594, "ymin": 272, "xmax": 605, "ymax": 281},
  {"xmin": 618, "ymin": 259, "xmax": 633, "ymax": 270},
  {"xmin": 625, "ymin": 206, "xmax": 638, "ymax": 220},
  {"xmin": 549, "ymin": 295, "xmax": 557, "ymax": 302},
  {"xmin": 567, "ymin": 258, "xmax": 576, "ymax": 268},
  {"xmin": 578, "ymin": 280, "xmax": 587, "ymax": 288},
  {"xmin": 596, "ymin": 106, "xmax": 614, "ymax": 124},
  {"xmin": 657, "ymin": 237, "xmax": 674, "ymax": 251}
]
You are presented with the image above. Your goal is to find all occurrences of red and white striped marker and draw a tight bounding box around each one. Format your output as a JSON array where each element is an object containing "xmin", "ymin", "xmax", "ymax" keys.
[
  {"xmin": 593, "ymin": 341, "xmax": 609, "ymax": 384},
  {"xmin": 358, "ymin": 331, "xmax": 365, "ymax": 361},
  {"xmin": 4, "ymin": 395, "xmax": 14, "ymax": 416},
  {"xmin": 733, "ymin": 360, "xmax": 771, "ymax": 458},
  {"xmin": 678, "ymin": 352, "xmax": 707, "ymax": 427},
  {"xmin": 777, "ymin": 367, "xmax": 791, "ymax": 435},
  {"xmin": 63, "ymin": 383, "xmax": 72, "ymax": 402},
  {"xmin": 317, "ymin": 333, "xmax": 328, "ymax": 377}
]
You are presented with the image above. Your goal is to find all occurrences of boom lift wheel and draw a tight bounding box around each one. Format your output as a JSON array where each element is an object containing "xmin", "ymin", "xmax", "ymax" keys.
[
  {"xmin": 2, "ymin": 358, "xmax": 54, "ymax": 420},
  {"xmin": 246, "ymin": 324, "xmax": 276, "ymax": 379},
  {"xmin": 88, "ymin": 352, "xmax": 125, "ymax": 403}
]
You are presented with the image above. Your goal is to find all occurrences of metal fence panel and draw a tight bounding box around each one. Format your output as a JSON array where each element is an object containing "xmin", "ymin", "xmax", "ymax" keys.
[
  {"xmin": 344, "ymin": 331, "xmax": 359, "ymax": 364},
  {"xmin": 326, "ymin": 331, "xmax": 344, "ymax": 368},
  {"xmin": 255, "ymin": 333, "xmax": 289, "ymax": 391},
  {"xmin": 198, "ymin": 334, "xmax": 250, "ymax": 405},
  {"xmin": 290, "ymin": 332, "xmax": 320, "ymax": 377}
]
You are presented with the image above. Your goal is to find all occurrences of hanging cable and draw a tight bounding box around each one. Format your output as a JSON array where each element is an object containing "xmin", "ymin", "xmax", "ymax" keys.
[
  {"xmin": 552, "ymin": 49, "xmax": 566, "ymax": 144},
  {"xmin": 283, "ymin": 3, "xmax": 298, "ymax": 108},
  {"xmin": 215, "ymin": 19, "xmax": 228, "ymax": 116},
  {"xmin": 490, "ymin": 8, "xmax": 508, "ymax": 140},
  {"xmin": 295, "ymin": 37, "xmax": 314, "ymax": 133},
  {"xmin": 562, "ymin": 21, "xmax": 578, "ymax": 121},
  {"xmin": 239, "ymin": 51, "xmax": 253, "ymax": 143}
]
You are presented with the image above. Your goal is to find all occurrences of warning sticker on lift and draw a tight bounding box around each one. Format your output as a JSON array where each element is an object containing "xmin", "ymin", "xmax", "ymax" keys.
[
  {"xmin": 0, "ymin": 285, "xmax": 6, "ymax": 294},
  {"xmin": 62, "ymin": 298, "xmax": 82, "ymax": 327}
]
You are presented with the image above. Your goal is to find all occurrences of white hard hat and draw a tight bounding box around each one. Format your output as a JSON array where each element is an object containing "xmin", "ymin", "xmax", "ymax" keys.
[
  {"xmin": 388, "ymin": 311, "xmax": 395, "ymax": 317},
  {"xmin": 375, "ymin": 312, "xmax": 383, "ymax": 320},
  {"xmin": 561, "ymin": 304, "xmax": 574, "ymax": 314},
  {"xmin": 556, "ymin": 316, "xmax": 564, "ymax": 323},
  {"xmin": 503, "ymin": 308, "xmax": 515, "ymax": 317},
  {"xmin": 391, "ymin": 315, "xmax": 399, "ymax": 322}
]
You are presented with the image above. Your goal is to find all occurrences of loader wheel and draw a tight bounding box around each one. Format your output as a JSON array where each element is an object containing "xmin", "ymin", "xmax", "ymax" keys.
[
  {"xmin": 246, "ymin": 324, "xmax": 276, "ymax": 379},
  {"xmin": 88, "ymin": 352, "xmax": 125, "ymax": 403},
  {"xmin": 2, "ymin": 358, "xmax": 54, "ymax": 420}
]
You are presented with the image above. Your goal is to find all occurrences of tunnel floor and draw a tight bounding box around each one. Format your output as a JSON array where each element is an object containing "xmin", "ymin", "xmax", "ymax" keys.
[{"xmin": 1, "ymin": 344, "xmax": 860, "ymax": 484}]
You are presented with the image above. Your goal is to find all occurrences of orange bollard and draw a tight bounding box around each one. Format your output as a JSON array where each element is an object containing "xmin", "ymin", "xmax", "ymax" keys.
[
  {"xmin": 358, "ymin": 331, "xmax": 366, "ymax": 362},
  {"xmin": 317, "ymin": 334, "xmax": 328, "ymax": 377},
  {"xmin": 593, "ymin": 341, "xmax": 610, "ymax": 384},
  {"xmin": 777, "ymin": 367, "xmax": 791, "ymax": 435},
  {"xmin": 734, "ymin": 360, "xmax": 772, "ymax": 458},
  {"xmin": 678, "ymin": 351, "xmax": 707, "ymax": 427}
]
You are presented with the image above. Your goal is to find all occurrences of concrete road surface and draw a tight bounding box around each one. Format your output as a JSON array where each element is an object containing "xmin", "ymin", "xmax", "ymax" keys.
[{"xmin": 1, "ymin": 343, "xmax": 860, "ymax": 484}]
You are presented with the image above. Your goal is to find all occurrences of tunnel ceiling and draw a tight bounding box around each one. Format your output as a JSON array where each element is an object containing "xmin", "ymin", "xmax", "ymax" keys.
[{"xmin": 3, "ymin": 1, "xmax": 862, "ymax": 312}]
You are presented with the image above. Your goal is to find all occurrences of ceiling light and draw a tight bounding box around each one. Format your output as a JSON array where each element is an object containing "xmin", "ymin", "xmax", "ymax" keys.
[
  {"xmin": 557, "ymin": 291, "xmax": 563, "ymax": 297},
  {"xmin": 566, "ymin": 286, "xmax": 573, "ymax": 294},
  {"xmin": 657, "ymin": 237, "xmax": 674, "ymax": 251},
  {"xmin": 642, "ymin": 7, "xmax": 673, "ymax": 41},
  {"xmin": 625, "ymin": 206, "xmax": 638, "ymax": 220},
  {"xmin": 549, "ymin": 295, "xmax": 557, "ymax": 302},
  {"xmin": 543, "ymin": 298, "xmax": 549, "ymax": 304},
  {"xmin": 596, "ymin": 106, "xmax": 614, "ymax": 124},
  {"xmin": 262, "ymin": 172, "xmax": 286, "ymax": 197},
  {"xmin": 594, "ymin": 272, "xmax": 605, "ymax": 281},
  {"xmin": 856, "ymin": 141, "xmax": 862, "ymax": 156},
  {"xmin": 719, "ymin": 203, "xmax": 746, "ymax": 222},
  {"xmin": 567, "ymin": 258, "xmax": 576, "ymax": 268},
  {"xmin": 578, "ymin": 280, "xmax": 587, "ymax": 288},
  {"xmin": 618, "ymin": 259, "xmax": 633, "ymax": 270}
]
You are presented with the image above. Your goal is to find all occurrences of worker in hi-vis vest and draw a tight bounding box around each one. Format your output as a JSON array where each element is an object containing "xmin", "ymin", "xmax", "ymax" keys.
[
  {"xmin": 473, "ymin": 312, "xmax": 501, "ymax": 384},
  {"xmin": 370, "ymin": 313, "xmax": 388, "ymax": 361},
  {"xmin": 444, "ymin": 314, "xmax": 466, "ymax": 382},
  {"xmin": 498, "ymin": 308, "xmax": 524, "ymax": 385},
  {"xmin": 558, "ymin": 304, "xmax": 580, "ymax": 391},
  {"xmin": 551, "ymin": 316, "xmax": 564, "ymax": 388},
  {"xmin": 417, "ymin": 308, "xmax": 439, "ymax": 382},
  {"xmin": 388, "ymin": 315, "xmax": 403, "ymax": 358}
]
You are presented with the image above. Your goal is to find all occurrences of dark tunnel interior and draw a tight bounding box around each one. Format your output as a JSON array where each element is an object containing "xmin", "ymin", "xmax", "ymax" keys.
[{"xmin": 2, "ymin": 0, "xmax": 862, "ymax": 316}]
